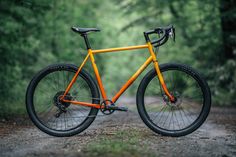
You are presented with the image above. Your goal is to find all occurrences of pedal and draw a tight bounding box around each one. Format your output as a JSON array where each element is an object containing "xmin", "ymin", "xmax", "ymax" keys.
[{"xmin": 106, "ymin": 105, "xmax": 128, "ymax": 112}]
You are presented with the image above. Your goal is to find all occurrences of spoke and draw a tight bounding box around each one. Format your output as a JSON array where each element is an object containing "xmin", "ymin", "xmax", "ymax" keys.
[
  {"xmin": 67, "ymin": 109, "xmax": 79, "ymax": 126},
  {"xmin": 172, "ymin": 71, "xmax": 176, "ymax": 92},
  {"xmin": 35, "ymin": 88, "xmax": 54, "ymax": 100},
  {"xmin": 63, "ymin": 112, "xmax": 66, "ymax": 130},
  {"xmin": 57, "ymin": 71, "xmax": 60, "ymax": 91},
  {"xmin": 151, "ymin": 105, "xmax": 165, "ymax": 121},
  {"xmin": 48, "ymin": 116, "xmax": 57, "ymax": 129},
  {"xmin": 182, "ymin": 106, "xmax": 198, "ymax": 121},
  {"xmin": 70, "ymin": 78, "xmax": 87, "ymax": 95},
  {"xmin": 66, "ymin": 71, "xmax": 71, "ymax": 86},
  {"xmin": 51, "ymin": 72, "xmax": 60, "ymax": 91},
  {"xmin": 183, "ymin": 95, "xmax": 203, "ymax": 102},
  {"xmin": 40, "ymin": 76, "xmax": 57, "ymax": 92},
  {"xmin": 156, "ymin": 105, "xmax": 168, "ymax": 125},
  {"xmin": 39, "ymin": 104, "xmax": 54, "ymax": 117},
  {"xmin": 173, "ymin": 108, "xmax": 181, "ymax": 130},
  {"xmin": 178, "ymin": 106, "xmax": 186, "ymax": 127},
  {"xmin": 33, "ymin": 69, "xmax": 96, "ymax": 131},
  {"xmin": 55, "ymin": 115, "xmax": 58, "ymax": 129},
  {"xmin": 168, "ymin": 107, "xmax": 174, "ymax": 130},
  {"xmin": 181, "ymin": 107, "xmax": 194, "ymax": 123},
  {"xmin": 63, "ymin": 71, "xmax": 68, "ymax": 90},
  {"xmin": 45, "ymin": 112, "xmax": 57, "ymax": 126},
  {"xmin": 162, "ymin": 107, "xmax": 171, "ymax": 128},
  {"xmin": 144, "ymin": 68, "xmax": 205, "ymax": 131},
  {"xmin": 67, "ymin": 110, "xmax": 75, "ymax": 128}
]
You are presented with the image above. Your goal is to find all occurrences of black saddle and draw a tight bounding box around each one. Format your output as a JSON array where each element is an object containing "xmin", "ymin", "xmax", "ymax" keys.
[{"xmin": 71, "ymin": 26, "xmax": 100, "ymax": 35}]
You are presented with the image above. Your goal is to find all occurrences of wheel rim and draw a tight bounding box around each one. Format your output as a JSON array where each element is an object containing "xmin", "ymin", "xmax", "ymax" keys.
[
  {"xmin": 143, "ymin": 68, "xmax": 205, "ymax": 132},
  {"xmin": 32, "ymin": 69, "xmax": 95, "ymax": 131}
]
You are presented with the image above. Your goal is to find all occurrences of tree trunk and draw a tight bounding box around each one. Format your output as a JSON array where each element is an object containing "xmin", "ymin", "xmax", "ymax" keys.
[{"xmin": 220, "ymin": 0, "xmax": 236, "ymax": 59}]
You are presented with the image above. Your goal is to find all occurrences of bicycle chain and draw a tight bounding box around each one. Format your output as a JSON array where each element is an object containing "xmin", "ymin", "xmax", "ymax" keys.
[{"xmin": 65, "ymin": 96, "xmax": 117, "ymax": 116}]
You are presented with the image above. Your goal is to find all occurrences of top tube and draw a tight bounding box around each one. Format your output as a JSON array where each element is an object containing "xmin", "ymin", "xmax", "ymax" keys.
[{"xmin": 92, "ymin": 44, "xmax": 148, "ymax": 54}]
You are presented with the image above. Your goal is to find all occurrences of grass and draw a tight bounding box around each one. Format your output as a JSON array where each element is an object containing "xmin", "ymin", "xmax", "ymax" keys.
[{"xmin": 82, "ymin": 129, "xmax": 157, "ymax": 157}]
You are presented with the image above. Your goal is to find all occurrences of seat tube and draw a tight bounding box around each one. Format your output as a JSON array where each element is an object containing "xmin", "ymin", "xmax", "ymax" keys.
[
  {"xmin": 88, "ymin": 49, "xmax": 108, "ymax": 100},
  {"xmin": 147, "ymin": 42, "xmax": 175, "ymax": 101}
]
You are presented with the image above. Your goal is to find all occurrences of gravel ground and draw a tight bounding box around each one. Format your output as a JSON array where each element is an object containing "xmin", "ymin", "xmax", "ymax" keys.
[{"xmin": 0, "ymin": 98, "xmax": 235, "ymax": 157}]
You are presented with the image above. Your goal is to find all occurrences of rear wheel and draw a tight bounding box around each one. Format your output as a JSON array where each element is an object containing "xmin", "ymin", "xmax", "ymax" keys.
[
  {"xmin": 137, "ymin": 63, "xmax": 211, "ymax": 137},
  {"xmin": 26, "ymin": 64, "xmax": 100, "ymax": 137}
]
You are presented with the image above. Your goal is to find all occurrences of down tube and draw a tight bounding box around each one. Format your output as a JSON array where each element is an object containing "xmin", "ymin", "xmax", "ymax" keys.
[{"xmin": 112, "ymin": 56, "xmax": 153, "ymax": 103}]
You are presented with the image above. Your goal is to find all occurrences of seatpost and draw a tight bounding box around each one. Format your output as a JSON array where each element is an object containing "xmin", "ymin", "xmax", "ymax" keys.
[{"xmin": 81, "ymin": 33, "xmax": 91, "ymax": 49}]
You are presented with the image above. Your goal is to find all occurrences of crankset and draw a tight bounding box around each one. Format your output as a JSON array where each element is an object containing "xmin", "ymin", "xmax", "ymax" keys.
[{"xmin": 100, "ymin": 100, "xmax": 128, "ymax": 115}]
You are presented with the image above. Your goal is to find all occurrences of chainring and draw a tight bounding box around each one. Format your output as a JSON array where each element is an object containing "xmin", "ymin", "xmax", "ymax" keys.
[{"xmin": 100, "ymin": 100, "xmax": 115, "ymax": 115}]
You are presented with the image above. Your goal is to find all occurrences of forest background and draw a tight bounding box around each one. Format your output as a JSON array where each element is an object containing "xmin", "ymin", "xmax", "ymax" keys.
[{"xmin": 0, "ymin": 0, "xmax": 235, "ymax": 117}]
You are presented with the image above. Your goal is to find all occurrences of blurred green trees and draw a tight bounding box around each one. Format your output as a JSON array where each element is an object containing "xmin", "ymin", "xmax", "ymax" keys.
[
  {"xmin": 0, "ymin": 0, "xmax": 235, "ymax": 117},
  {"xmin": 0, "ymin": 0, "xmax": 107, "ymax": 116},
  {"xmin": 117, "ymin": 0, "xmax": 236, "ymax": 105}
]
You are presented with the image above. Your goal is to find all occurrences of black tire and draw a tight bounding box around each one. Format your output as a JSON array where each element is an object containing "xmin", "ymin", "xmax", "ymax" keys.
[
  {"xmin": 26, "ymin": 64, "xmax": 100, "ymax": 137},
  {"xmin": 137, "ymin": 63, "xmax": 211, "ymax": 137}
]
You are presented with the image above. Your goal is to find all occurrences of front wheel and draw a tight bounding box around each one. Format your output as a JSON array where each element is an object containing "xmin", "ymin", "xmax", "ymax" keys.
[{"xmin": 137, "ymin": 63, "xmax": 211, "ymax": 137}]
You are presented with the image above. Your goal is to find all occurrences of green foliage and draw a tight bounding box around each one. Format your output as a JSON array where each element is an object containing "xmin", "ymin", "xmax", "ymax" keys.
[
  {"xmin": 116, "ymin": 0, "xmax": 236, "ymax": 105},
  {"xmin": 0, "ymin": 0, "xmax": 108, "ymax": 117},
  {"xmin": 0, "ymin": 0, "xmax": 235, "ymax": 117},
  {"xmin": 0, "ymin": 0, "xmax": 43, "ymax": 116},
  {"xmin": 209, "ymin": 60, "xmax": 236, "ymax": 105}
]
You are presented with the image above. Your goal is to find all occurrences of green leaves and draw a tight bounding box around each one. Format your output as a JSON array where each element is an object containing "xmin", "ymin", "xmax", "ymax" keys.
[
  {"xmin": 117, "ymin": 0, "xmax": 236, "ymax": 105},
  {"xmin": 0, "ymin": 0, "xmax": 235, "ymax": 118}
]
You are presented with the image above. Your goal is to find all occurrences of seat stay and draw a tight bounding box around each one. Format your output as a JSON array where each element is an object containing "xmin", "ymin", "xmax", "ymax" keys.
[{"xmin": 60, "ymin": 53, "xmax": 90, "ymax": 100}]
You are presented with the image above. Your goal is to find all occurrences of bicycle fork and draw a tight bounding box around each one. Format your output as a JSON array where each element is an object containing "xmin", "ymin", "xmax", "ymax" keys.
[{"xmin": 147, "ymin": 42, "xmax": 175, "ymax": 102}]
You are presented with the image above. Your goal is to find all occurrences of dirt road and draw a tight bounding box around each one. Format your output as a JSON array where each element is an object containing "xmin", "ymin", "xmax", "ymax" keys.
[{"xmin": 0, "ymin": 98, "xmax": 235, "ymax": 157}]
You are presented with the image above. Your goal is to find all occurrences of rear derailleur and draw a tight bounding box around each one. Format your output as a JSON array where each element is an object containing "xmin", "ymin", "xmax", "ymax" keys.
[{"xmin": 53, "ymin": 91, "xmax": 72, "ymax": 118}]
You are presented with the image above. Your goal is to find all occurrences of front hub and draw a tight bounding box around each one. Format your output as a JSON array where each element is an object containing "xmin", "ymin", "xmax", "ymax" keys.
[
  {"xmin": 163, "ymin": 91, "xmax": 182, "ymax": 107},
  {"xmin": 172, "ymin": 91, "xmax": 182, "ymax": 106}
]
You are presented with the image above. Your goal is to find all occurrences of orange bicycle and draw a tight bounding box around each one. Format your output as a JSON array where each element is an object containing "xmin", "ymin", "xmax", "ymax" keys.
[{"xmin": 26, "ymin": 25, "xmax": 211, "ymax": 137}]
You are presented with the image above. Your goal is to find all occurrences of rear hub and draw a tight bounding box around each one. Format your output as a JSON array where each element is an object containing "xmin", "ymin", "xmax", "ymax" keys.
[{"xmin": 53, "ymin": 91, "xmax": 72, "ymax": 117}]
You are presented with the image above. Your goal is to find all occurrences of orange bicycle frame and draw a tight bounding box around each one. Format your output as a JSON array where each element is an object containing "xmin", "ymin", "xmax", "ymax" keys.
[{"xmin": 61, "ymin": 42, "xmax": 175, "ymax": 109}]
